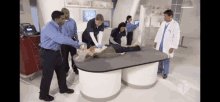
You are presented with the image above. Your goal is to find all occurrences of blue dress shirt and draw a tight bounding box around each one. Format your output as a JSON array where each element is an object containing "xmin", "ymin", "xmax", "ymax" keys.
[
  {"xmin": 126, "ymin": 22, "xmax": 139, "ymax": 33},
  {"xmin": 61, "ymin": 18, "xmax": 79, "ymax": 42},
  {"xmin": 38, "ymin": 20, "xmax": 79, "ymax": 51}
]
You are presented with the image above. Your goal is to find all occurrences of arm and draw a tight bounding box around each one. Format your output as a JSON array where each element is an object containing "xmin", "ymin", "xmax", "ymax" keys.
[
  {"xmin": 45, "ymin": 26, "xmax": 79, "ymax": 49},
  {"xmin": 90, "ymin": 32, "xmax": 100, "ymax": 46},
  {"xmin": 110, "ymin": 36, "xmax": 119, "ymax": 45},
  {"xmin": 98, "ymin": 23, "xmax": 105, "ymax": 45},
  {"xmin": 170, "ymin": 23, "xmax": 180, "ymax": 49},
  {"xmin": 86, "ymin": 20, "xmax": 100, "ymax": 46},
  {"xmin": 109, "ymin": 29, "xmax": 120, "ymax": 45},
  {"xmin": 98, "ymin": 31, "xmax": 103, "ymax": 45},
  {"xmin": 126, "ymin": 22, "xmax": 139, "ymax": 32}
]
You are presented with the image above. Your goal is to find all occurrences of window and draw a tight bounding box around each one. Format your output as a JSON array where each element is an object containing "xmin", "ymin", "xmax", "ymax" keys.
[{"xmin": 171, "ymin": 0, "xmax": 183, "ymax": 24}]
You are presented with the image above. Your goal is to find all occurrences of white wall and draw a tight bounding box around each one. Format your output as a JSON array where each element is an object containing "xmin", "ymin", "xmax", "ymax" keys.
[
  {"xmin": 30, "ymin": 6, "xmax": 39, "ymax": 32},
  {"xmin": 180, "ymin": 0, "xmax": 200, "ymax": 38},
  {"xmin": 112, "ymin": 0, "xmax": 133, "ymax": 28},
  {"xmin": 66, "ymin": 7, "xmax": 112, "ymax": 32},
  {"xmin": 133, "ymin": 0, "xmax": 200, "ymax": 41},
  {"xmin": 20, "ymin": 0, "xmax": 34, "ymax": 25},
  {"xmin": 37, "ymin": 0, "xmax": 112, "ymax": 32},
  {"xmin": 37, "ymin": 0, "xmax": 65, "ymax": 30}
]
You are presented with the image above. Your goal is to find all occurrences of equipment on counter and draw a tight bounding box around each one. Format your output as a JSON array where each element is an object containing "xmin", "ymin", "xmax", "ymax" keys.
[
  {"xmin": 20, "ymin": 23, "xmax": 40, "ymax": 38},
  {"xmin": 20, "ymin": 23, "xmax": 42, "ymax": 81}
]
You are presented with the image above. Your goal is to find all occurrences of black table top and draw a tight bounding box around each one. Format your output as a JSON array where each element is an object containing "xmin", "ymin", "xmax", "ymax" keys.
[{"xmin": 73, "ymin": 45, "xmax": 168, "ymax": 73}]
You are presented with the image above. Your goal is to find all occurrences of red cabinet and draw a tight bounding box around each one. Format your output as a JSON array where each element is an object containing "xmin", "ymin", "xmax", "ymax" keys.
[{"xmin": 20, "ymin": 35, "xmax": 42, "ymax": 75}]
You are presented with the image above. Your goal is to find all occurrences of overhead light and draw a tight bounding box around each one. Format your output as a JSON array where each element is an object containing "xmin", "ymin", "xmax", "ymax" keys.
[{"xmin": 181, "ymin": 0, "xmax": 194, "ymax": 8}]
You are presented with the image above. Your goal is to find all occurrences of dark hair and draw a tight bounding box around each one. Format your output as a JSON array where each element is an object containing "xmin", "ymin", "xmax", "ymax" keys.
[
  {"xmin": 163, "ymin": 10, "xmax": 173, "ymax": 17},
  {"xmin": 125, "ymin": 15, "xmax": 132, "ymax": 25},
  {"xmin": 95, "ymin": 14, "xmax": 104, "ymax": 21},
  {"xmin": 117, "ymin": 22, "xmax": 126, "ymax": 32},
  {"xmin": 51, "ymin": 11, "xmax": 64, "ymax": 21}
]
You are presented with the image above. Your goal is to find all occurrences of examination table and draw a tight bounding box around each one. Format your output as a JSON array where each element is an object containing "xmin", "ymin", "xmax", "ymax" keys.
[{"xmin": 73, "ymin": 45, "xmax": 167, "ymax": 101}]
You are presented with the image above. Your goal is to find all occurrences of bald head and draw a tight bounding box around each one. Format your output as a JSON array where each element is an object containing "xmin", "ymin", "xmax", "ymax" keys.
[{"xmin": 61, "ymin": 8, "xmax": 69, "ymax": 20}]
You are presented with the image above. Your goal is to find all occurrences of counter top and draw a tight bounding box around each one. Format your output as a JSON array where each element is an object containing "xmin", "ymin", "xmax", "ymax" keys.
[{"xmin": 73, "ymin": 45, "xmax": 167, "ymax": 73}]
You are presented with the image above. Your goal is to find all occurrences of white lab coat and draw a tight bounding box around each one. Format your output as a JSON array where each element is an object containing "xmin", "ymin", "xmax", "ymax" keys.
[{"xmin": 154, "ymin": 19, "xmax": 180, "ymax": 58}]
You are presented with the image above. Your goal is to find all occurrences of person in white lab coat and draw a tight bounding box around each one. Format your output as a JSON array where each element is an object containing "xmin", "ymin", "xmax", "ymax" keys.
[{"xmin": 154, "ymin": 10, "xmax": 180, "ymax": 78}]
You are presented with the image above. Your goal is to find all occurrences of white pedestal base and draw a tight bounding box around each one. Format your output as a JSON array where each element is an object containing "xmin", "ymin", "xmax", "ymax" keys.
[
  {"xmin": 122, "ymin": 62, "xmax": 159, "ymax": 88},
  {"xmin": 78, "ymin": 69, "xmax": 122, "ymax": 101}
]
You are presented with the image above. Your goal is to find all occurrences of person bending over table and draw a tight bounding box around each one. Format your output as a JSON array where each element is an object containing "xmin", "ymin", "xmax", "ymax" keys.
[
  {"xmin": 109, "ymin": 22, "xmax": 127, "ymax": 46},
  {"xmin": 75, "ymin": 43, "xmax": 142, "ymax": 62}
]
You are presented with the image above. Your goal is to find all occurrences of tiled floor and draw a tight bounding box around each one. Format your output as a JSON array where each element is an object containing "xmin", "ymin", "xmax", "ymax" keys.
[{"xmin": 20, "ymin": 37, "xmax": 200, "ymax": 102}]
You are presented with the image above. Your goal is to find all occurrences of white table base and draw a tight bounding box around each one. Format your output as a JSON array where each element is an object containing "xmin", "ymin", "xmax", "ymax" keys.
[
  {"xmin": 122, "ymin": 62, "xmax": 159, "ymax": 89},
  {"xmin": 78, "ymin": 69, "xmax": 122, "ymax": 101}
]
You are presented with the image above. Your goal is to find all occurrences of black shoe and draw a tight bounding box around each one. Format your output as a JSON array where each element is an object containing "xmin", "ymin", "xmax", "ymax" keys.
[
  {"xmin": 163, "ymin": 74, "xmax": 168, "ymax": 79},
  {"xmin": 39, "ymin": 95, "xmax": 54, "ymax": 101},
  {"xmin": 66, "ymin": 73, "xmax": 68, "ymax": 77},
  {"xmin": 60, "ymin": 89, "xmax": 74, "ymax": 94},
  {"xmin": 74, "ymin": 69, "xmax": 78, "ymax": 75},
  {"xmin": 73, "ymin": 66, "xmax": 79, "ymax": 75}
]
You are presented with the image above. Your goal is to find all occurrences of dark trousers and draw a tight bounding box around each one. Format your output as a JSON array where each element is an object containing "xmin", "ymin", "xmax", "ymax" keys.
[
  {"xmin": 82, "ymin": 36, "xmax": 95, "ymax": 49},
  {"xmin": 38, "ymin": 48, "xmax": 68, "ymax": 97},
  {"xmin": 127, "ymin": 32, "xmax": 133, "ymax": 45},
  {"xmin": 60, "ymin": 44, "xmax": 77, "ymax": 73},
  {"xmin": 108, "ymin": 44, "xmax": 141, "ymax": 53}
]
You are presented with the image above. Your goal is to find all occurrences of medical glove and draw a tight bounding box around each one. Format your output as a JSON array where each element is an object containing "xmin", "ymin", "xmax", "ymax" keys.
[{"xmin": 97, "ymin": 45, "xmax": 102, "ymax": 48}]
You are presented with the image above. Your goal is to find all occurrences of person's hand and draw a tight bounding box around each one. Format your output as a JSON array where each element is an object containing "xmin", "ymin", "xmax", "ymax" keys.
[
  {"xmin": 97, "ymin": 45, "xmax": 102, "ymax": 48},
  {"xmin": 121, "ymin": 52, "xmax": 126, "ymax": 55},
  {"xmin": 77, "ymin": 51, "xmax": 80, "ymax": 55},
  {"xmin": 80, "ymin": 45, "xmax": 87, "ymax": 50},
  {"xmin": 169, "ymin": 48, "xmax": 174, "ymax": 53},
  {"xmin": 154, "ymin": 43, "xmax": 157, "ymax": 48},
  {"xmin": 89, "ymin": 47, "xmax": 96, "ymax": 53}
]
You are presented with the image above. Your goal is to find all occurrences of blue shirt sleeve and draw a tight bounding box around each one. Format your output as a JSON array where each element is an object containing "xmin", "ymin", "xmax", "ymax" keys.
[
  {"xmin": 44, "ymin": 25, "xmax": 79, "ymax": 49},
  {"xmin": 126, "ymin": 22, "xmax": 139, "ymax": 32}
]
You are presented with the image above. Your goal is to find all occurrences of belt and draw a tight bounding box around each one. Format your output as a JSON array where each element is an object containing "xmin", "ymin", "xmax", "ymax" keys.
[{"xmin": 42, "ymin": 48, "xmax": 60, "ymax": 52}]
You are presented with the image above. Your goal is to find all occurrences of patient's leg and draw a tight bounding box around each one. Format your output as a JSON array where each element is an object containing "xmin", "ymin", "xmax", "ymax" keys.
[
  {"xmin": 95, "ymin": 46, "xmax": 122, "ymax": 58},
  {"xmin": 120, "ymin": 45, "xmax": 141, "ymax": 52}
]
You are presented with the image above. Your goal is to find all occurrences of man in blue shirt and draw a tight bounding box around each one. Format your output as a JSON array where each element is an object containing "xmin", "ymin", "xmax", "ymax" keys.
[
  {"xmin": 60, "ymin": 8, "xmax": 79, "ymax": 76},
  {"xmin": 38, "ymin": 11, "xmax": 86, "ymax": 101},
  {"xmin": 125, "ymin": 15, "xmax": 139, "ymax": 46}
]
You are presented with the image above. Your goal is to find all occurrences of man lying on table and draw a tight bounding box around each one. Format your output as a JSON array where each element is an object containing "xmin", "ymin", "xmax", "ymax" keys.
[{"xmin": 75, "ymin": 43, "xmax": 142, "ymax": 62}]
